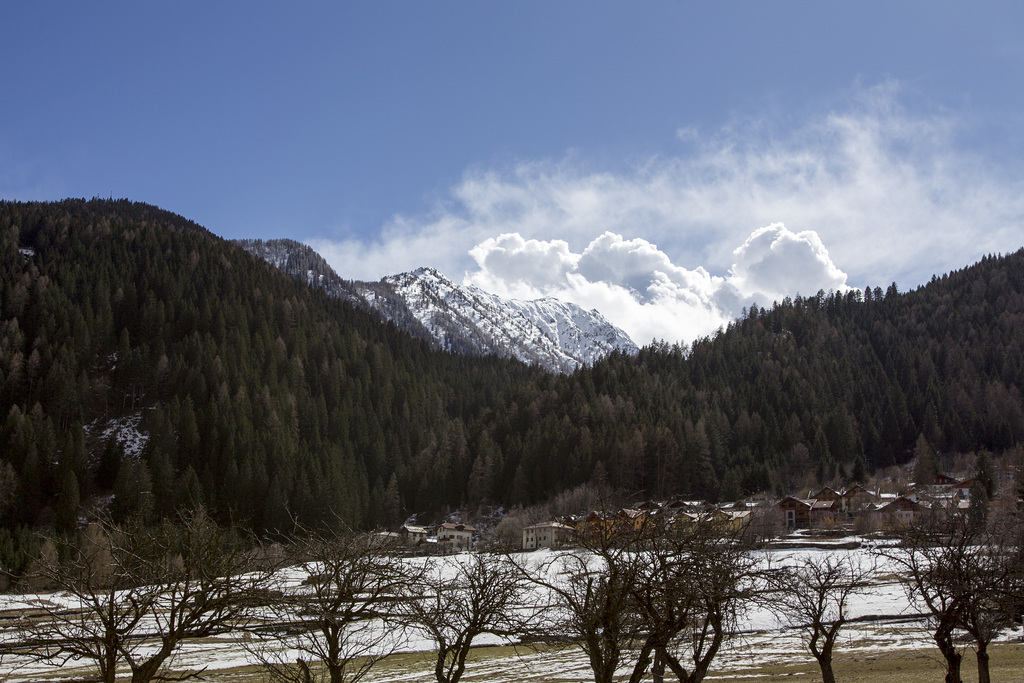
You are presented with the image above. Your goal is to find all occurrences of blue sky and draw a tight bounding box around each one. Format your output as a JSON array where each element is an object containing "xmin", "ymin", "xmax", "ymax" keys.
[{"xmin": 3, "ymin": 2, "xmax": 1023, "ymax": 343}]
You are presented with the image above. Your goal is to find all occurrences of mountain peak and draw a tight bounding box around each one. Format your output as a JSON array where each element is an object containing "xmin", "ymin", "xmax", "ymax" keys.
[
  {"xmin": 410, "ymin": 266, "xmax": 446, "ymax": 279},
  {"xmin": 237, "ymin": 240, "xmax": 637, "ymax": 373},
  {"xmin": 376, "ymin": 268, "xmax": 638, "ymax": 372}
]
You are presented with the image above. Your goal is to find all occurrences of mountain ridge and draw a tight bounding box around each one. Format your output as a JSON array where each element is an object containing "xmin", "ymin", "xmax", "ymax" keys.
[{"xmin": 235, "ymin": 239, "xmax": 638, "ymax": 372}]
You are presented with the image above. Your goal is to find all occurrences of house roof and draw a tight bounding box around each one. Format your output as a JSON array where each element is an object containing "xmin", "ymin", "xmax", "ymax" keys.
[
  {"xmin": 670, "ymin": 512, "xmax": 702, "ymax": 523},
  {"xmin": 437, "ymin": 523, "xmax": 476, "ymax": 532},
  {"xmin": 880, "ymin": 496, "xmax": 921, "ymax": 511},
  {"xmin": 843, "ymin": 484, "xmax": 874, "ymax": 496},
  {"xmin": 777, "ymin": 496, "xmax": 814, "ymax": 509},
  {"xmin": 523, "ymin": 521, "xmax": 574, "ymax": 531}
]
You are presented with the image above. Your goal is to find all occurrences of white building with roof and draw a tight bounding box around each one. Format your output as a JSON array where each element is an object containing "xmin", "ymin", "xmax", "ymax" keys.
[{"xmin": 522, "ymin": 521, "xmax": 575, "ymax": 550}]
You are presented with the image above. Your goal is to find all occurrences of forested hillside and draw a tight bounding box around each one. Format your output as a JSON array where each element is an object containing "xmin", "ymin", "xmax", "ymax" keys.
[
  {"xmin": 1, "ymin": 199, "xmax": 1022, "ymax": 575},
  {"xmin": 485, "ymin": 253, "xmax": 1024, "ymax": 505},
  {"xmin": 0, "ymin": 200, "xmax": 539, "ymax": 571}
]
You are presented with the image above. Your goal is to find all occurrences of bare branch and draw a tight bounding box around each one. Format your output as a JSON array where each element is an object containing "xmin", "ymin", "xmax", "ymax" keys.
[
  {"xmin": 397, "ymin": 553, "xmax": 529, "ymax": 683},
  {"xmin": 765, "ymin": 552, "xmax": 873, "ymax": 683},
  {"xmin": 246, "ymin": 527, "xmax": 412, "ymax": 683},
  {"xmin": 875, "ymin": 505, "xmax": 1024, "ymax": 683},
  {"xmin": 20, "ymin": 509, "xmax": 274, "ymax": 683}
]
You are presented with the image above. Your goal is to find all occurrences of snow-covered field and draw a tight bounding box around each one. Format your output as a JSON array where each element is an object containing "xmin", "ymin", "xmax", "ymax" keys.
[{"xmin": 0, "ymin": 541, "xmax": 1018, "ymax": 682}]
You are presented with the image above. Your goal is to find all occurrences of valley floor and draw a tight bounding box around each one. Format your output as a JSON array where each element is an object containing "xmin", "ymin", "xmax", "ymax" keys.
[
  {"xmin": 21, "ymin": 629, "xmax": 1020, "ymax": 683},
  {"xmin": 4, "ymin": 541, "xmax": 1023, "ymax": 682}
]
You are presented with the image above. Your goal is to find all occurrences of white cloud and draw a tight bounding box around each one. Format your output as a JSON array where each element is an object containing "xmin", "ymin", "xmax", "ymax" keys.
[
  {"xmin": 562, "ymin": 273, "xmax": 727, "ymax": 347},
  {"xmin": 310, "ymin": 81, "xmax": 1024, "ymax": 345},
  {"xmin": 467, "ymin": 233, "xmax": 578, "ymax": 295},
  {"xmin": 728, "ymin": 223, "xmax": 848, "ymax": 302},
  {"xmin": 465, "ymin": 225, "xmax": 847, "ymax": 345}
]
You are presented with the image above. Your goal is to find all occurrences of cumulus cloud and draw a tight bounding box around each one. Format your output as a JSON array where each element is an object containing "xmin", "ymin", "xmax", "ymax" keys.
[
  {"xmin": 310, "ymin": 81, "xmax": 1024, "ymax": 345},
  {"xmin": 465, "ymin": 224, "xmax": 847, "ymax": 345},
  {"xmin": 467, "ymin": 233, "xmax": 578, "ymax": 296},
  {"xmin": 728, "ymin": 224, "xmax": 848, "ymax": 301}
]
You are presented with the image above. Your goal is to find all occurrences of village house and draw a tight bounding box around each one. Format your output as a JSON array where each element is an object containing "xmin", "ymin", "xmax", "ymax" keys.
[
  {"xmin": 708, "ymin": 508, "xmax": 752, "ymax": 530},
  {"xmin": 436, "ymin": 522, "xmax": 475, "ymax": 551},
  {"xmin": 577, "ymin": 510, "xmax": 630, "ymax": 543},
  {"xmin": 809, "ymin": 499, "xmax": 839, "ymax": 528},
  {"xmin": 809, "ymin": 486, "xmax": 842, "ymax": 504},
  {"xmin": 839, "ymin": 484, "xmax": 878, "ymax": 514},
  {"xmin": 666, "ymin": 511, "xmax": 703, "ymax": 533},
  {"xmin": 400, "ymin": 524, "xmax": 429, "ymax": 547},
  {"xmin": 952, "ymin": 477, "xmax": 975, "ymax": 500},
  {"xmin": 873, "ymin": 495, "xmax": 923, "ymax": 528},
  {"xmin": 777, "ymin": 485, "xmax": 884, "ymax": 529},
  {"xmin": 665, "ymin": 499, "xmax": 705, "ymax": 513},
  {"xmin": 522, "ymin": 521, "xmax": 575, "ymax": 550},
  {"xmin": 777, "ymin": 496, "xmax": 814, "ymax": 529},
  {"xmin": 620, "ymin": 507, "xmax": 654, "ymax": 532}
]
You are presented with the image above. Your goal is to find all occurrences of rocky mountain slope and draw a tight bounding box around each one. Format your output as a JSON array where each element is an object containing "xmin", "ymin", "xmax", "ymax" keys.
[{"xmin": 236, "ymin": 239, "xmax": 638, "ymax": 372}]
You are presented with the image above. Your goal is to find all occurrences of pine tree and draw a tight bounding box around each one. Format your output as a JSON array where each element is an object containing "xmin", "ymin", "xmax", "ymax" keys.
[
  {"xmin": 383, "ymin": 473, "xmax": 402, "ymax": 529},
  {"xmin": 912, "ymin": 434, "xmax": 939, "ymax": 485},
  {"xmin": 974, "ymin": 451, "xmax": 996, "ymax": 499},
  {"xmin": 466, "ymin": 450, "xmax": 494, "ymax": 505},
  {"xmin": 54, "ymin": 468, "xmax": 79, "ymax": 534}
]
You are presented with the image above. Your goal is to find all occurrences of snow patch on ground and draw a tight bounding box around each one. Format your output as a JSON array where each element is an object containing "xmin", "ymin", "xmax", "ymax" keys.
[
  {"xmin": 86, "ymin": 413, "xmax": 149, "ymax": 460},
  {"xmin": 2, "ymin": 545, "xmax": 1020, "ymax": 681}
]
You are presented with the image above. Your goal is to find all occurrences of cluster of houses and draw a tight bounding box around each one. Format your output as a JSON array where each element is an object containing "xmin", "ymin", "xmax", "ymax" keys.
[
  {"xmin": 522, "ymin": 500, "xmax": 755, "ymax": 550},
  {"xmin": 390, "ymin": 500, "xmax": 755, "ymax": 553},
  {"xmin": 517, "ymin": 473, "xmax": 989, "ymax": 550},
  {"xmin": 777, "ymin": 475, "xmax": 978, "ymax": 530},
  {"xmin": 518, "ymin": 473, "xmax": 985, "ymax": 551},
  {"xmin": 388, "ymin": 474, "xmax": 986, "ymax": 553}
]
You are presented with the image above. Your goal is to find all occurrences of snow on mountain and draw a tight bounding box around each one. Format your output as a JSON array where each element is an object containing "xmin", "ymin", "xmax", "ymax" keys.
[
  {"xmin": 371, "ymin": 267, "xmax": 638, "ymax": 373},
  {"xmin": 234, "ymin": 238, "xmax": 357, "ymax": 303},
  {"xmin": 236, "ymin": 240, "xmax": 638, "ymax": 373}
]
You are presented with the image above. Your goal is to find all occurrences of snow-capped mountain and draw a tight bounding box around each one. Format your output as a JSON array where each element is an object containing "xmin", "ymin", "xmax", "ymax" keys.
[
  {"xmin": 372, "ymin": 267, "xmax": 638, "ymax": 372},
  {"xmin": 236, "ymin": 239, "xmax": 638, "ymax": 373}
]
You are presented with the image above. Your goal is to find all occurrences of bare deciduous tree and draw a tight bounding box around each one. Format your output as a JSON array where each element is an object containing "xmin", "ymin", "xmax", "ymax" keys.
[
  {"xmin": 631, "ymin": 522, "xmax": 759, "ymax": 683},
  {"xmin": 20, "ymin": 522, "xmax": 148, "ymax": 683},
  {"xmin": 958, "ymin": 517, "xmax": 1024, "ymax": 683},
  {"xmin": 766, "ymin": 552, "xmax": 872, "ymax": 683},
  {"xmin": 521, "ymin": 513, "xmax": 757, "ymax": 683},
  {"xmin": 878, "ymin": 506, "xmax": 1024, "ymax": 683},
  {"xmin": 398, "ymin": 553, "xmax": 528, "ymax": 683},
  {"xmin": 248, "ymin": 528, "xmax": 412, "ymax": 683},
  {"xmin": 23, "ymin": 508, "xmax": 274, "ymax": 683},
  {"xmin": 527, "ymin": 542, "xmax": 646, "ymax": 683}
]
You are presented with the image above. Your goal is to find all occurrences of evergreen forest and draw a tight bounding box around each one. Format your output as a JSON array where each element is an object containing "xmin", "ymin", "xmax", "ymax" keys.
[{"xmin": 1, "ymin": 199, "xmax": 1022, "ymax": 575}]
